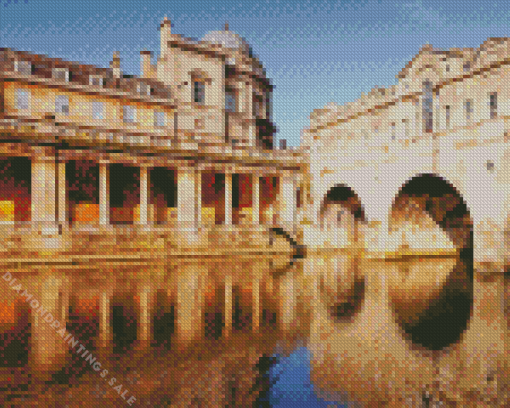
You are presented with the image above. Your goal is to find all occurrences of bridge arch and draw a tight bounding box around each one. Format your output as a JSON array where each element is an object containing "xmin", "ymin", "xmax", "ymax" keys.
[
  {"xmin": 388, "ymin": 172, "xmax": 473, "ymax": 253},
  {"xmin": 387, "ymin": 172, "xmax": 474, "ymax": 351},
  {"xmin": 318, "ymin": 183, "xmax": 366, "ymax": 236},
  {"xmin": 316, "ymin": 184, "xmax": 366, "ymax": 322}
]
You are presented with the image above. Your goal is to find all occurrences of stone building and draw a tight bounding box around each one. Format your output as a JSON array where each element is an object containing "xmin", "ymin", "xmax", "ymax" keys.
[
  {"xmin": 0, "ymin": 19, "xmax": 304, "ymax": 373},
  {"xmin": 302, "ymin": 39, "xmax": 510, "ymax": 405},
  {"xmin": 0, "ymin": 19, "xmax": 304, "ymax": 232},
  {"xmin": 301, "ymin": 38, "xmax": 510, "ymax": 271}
]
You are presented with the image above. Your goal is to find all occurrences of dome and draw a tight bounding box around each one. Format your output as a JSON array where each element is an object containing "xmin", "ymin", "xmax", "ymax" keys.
[{"xmin": 202, "ymin": 23, "xmax": 252, "ymax": 55}]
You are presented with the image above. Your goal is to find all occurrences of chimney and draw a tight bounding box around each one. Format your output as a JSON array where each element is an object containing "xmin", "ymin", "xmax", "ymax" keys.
[
  {"xmin": 110, "ymin": 51, "xmax": 122, "ymax": 78},
  {"xmin": 279, "ymin": 139, "xmax": 287, "ymax": 150},
  {"xmin": 140, "ymin": 50, "xmax": 152, "ymax": 78},
  {"xmin": 159, "ymin": 16, "xmax": 172, "ymax": 56}
]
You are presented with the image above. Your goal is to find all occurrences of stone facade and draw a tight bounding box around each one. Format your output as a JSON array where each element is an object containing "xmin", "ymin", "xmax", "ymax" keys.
[
  {"xmin": 302, "ymin": 38, "xmax": 510, "ymax": 271},
  {"xmin": 0, "ymin": 18, "xmax": 304, "ymax": 372}
]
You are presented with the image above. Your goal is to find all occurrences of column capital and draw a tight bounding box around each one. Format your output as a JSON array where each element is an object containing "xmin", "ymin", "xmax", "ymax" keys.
[{"xmin": 31, "ymin": 154, "xmax": 56, "ymax": 163}]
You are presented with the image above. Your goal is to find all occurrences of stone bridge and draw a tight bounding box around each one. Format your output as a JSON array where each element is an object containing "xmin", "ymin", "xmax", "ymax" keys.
[{"xmin": 299, "ymin": 38, "xmax": 510, "ymax": 272}]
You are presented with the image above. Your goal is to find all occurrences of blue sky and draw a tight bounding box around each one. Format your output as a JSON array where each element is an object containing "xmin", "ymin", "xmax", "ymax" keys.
[{"xmin": 2, "ymin": 0, "xmax": 510, "ymax": 146}]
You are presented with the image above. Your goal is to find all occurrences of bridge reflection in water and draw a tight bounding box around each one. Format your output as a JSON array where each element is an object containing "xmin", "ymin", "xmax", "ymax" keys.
[{"xmin": 0, "ymin": 241, "xmax": 509, "ymax": 406}]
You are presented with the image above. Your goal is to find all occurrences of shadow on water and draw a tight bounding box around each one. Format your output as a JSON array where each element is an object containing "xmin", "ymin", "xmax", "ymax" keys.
[{"xmin": 396, "ymin": 249, "xmax": 474, "ymax": 351}]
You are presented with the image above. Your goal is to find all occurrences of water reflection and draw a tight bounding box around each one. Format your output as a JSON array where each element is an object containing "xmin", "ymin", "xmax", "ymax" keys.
[
  {"xmin": 307, "ymin": 251, "xmax": 507, "ymax": 406},
  {"xmin": 388, "ymin": 255, "xmax": 473, "ymax": 350},
  {"xmin": 257, "ymin": 346, "xmax": 347, "ymax": 408},
  {"xmin": 1, "ymin": 249, "xmax": 508, "ymax": 406}
]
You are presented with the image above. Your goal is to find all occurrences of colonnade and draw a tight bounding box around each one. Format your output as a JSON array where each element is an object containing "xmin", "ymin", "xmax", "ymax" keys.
[{"xmin": 23, "ymin": 155, "xmax": 299, "ymax": 229}]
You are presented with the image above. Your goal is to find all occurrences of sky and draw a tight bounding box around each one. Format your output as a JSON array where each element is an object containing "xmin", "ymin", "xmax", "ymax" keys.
[{"xmin": 2, "ymin": 0, "xmax": 510, "ymax": 147}]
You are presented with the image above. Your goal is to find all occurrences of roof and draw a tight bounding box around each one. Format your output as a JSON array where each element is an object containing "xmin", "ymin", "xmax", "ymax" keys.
[{"xmin": 202, "ymin": 24, "xmax": 252, "ymax": 55}]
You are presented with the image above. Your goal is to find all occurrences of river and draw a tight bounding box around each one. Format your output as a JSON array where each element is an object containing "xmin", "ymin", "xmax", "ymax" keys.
[{"xmin": 0, "ymin": 251, "xmax": 508, "ymax": 407}]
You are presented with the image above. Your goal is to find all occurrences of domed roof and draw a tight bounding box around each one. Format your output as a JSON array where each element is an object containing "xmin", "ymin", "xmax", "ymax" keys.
[{"xmin": 202, "ymin": 23, "xmax": 252, "ymax": 55}]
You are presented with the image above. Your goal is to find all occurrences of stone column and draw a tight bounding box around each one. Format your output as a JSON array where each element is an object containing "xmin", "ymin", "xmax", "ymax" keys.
[
  {"xmin": 137, "ymin": 166, "xmax": 149, "ymax": 225},
  {"xmin": 57, "ymin": 160, "xmax": 67, "ymax": 225},
  {"xmin": 138, "ymin": 284, "xmax": 152, "ymax": 348},
  {"xmin": 252, "ymin": 175, "xmax": 260, "ymax": 225},
  {"xmin": 99, "ymin": 162, "xmax": 110, "ymax": 226},
  {"xmin": 177, "ymin": 168, "xmax": 196, "ymax": 229},
  {"xmin": 31, "ymin": 156, "xmax": 57, "ymax": 230},
  {"xmin": 248, "ymin": 123, "xmax": 256, "ymax": 147},
  {"xmin": 224, "ymin": 274, "xmax": 233, "ymax": 338},
  {"xmin": 176, "ymin": 263, "xmax": 206, "ymax": 343},
  {"xmin": 196, "ymin": 170, "xmax": 202, "ymax": 228},
  {"xmin": 245, "ymin": 82, "xmax": 253, "ymax": 116},
  {"xmin": 99, "ymin": 290, "xmax": 111, "ymax": 349},
  {"xmin": 32, "ymin": 277, "xmax": 68, "ymax": 370},
  {"xmin": 225, "ymin": 173, "xmax": 232, "ymax": 226},
  {"xmin": 280, "ymin": 175, "xmax": 296, "ymax": 226}
]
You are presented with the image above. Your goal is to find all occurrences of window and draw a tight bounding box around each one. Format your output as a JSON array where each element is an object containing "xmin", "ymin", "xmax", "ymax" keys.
[
  {"xmin": 225, "ymin": 91, "xmax": 236, "ymax": 112},
  {"xmin": 55, "ymin": 95, "xmax": 69, "ymax": 115},
  {"xmin": 193, "ymin": 81, "xmax": 205, "ymax": 104},
  {"xmin": 445, "ymin": 64, "xmax": 450, "ymax": 72},
  {"xmin": 391, "ymin": 122, "xmax": 396, "ymax": 140},
  {"xmin": 14, "ymin": 60, "xmax": 32, "ymax": 75},
  {"xmin": 137, "ymin": 83, "xmax": 151, "ymax": 96},
  {"xmin": 253, "ymin": 95, "xmax": 263, "ymax": 118},
  {"xmin": 123, "ymin": 106, "xmax": 136, "ymax": 123},
  {"xmin": 423, "ymin": 80, "xmax": 433, "ymax": 132},
  {"xmin": 266, "ymin": 93, "xmax": 272, "ymax": 121},
  {"xmin": 465, "ymin": 100, "xmax": 473, "ymax": 121},
  {"xmin": 15, "ymin": 89, "xmax": 30, "ymax": 110},
  {"xmin": 53, "ymin": 68, "xmax": 69, "ymax": 82},
  {"xmin": 490, "ymin": 92, "xmax": 497, "ymax": 119},
  {"xmin": 445, "ymin": 105, "xmax": 451, "ymax": 129},
  {"xmin": 89, "ymin": 76, "xmax": 104, "ymax": 87},
  {"xmin": 154, "ymin": 111, "xmax": 165, "ymax": 127},
  {"xmin": 92, "ymin": 102, "xmax": 104, "ymax": 120}
]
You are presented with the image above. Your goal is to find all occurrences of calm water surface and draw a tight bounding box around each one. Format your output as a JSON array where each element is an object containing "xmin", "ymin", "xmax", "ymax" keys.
[{"xmin": 2, "ymin": 251, "xmax": 507, "ymax": 407}]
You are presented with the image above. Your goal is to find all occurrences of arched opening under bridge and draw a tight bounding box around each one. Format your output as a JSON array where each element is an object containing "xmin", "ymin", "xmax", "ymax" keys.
[{"xmin": 388, "ymin": 173, "xmax": 473, "ymax": 351}]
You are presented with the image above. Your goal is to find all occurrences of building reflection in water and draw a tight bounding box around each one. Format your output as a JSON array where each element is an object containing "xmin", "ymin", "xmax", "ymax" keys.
[
  {"xmin": 1, "ymin": 248, "xmax": 508, "ymax": 406},
  {"xmin": 307, "ymin": 251, "xmax": 507, "ymax": 406}
]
